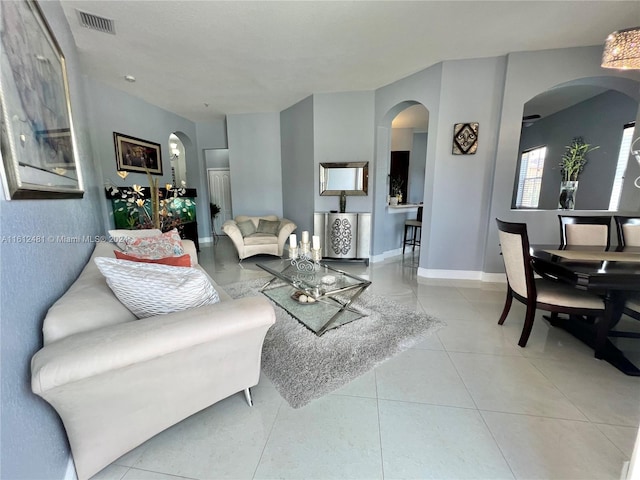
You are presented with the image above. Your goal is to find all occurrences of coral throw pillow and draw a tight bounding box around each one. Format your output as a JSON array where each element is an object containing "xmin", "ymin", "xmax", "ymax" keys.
[
  {"xmin": 108, "ymin": 228, "xmax": 162, "ymax": 250},
  {"xmin": 114, "ymin": 250, "xmax": 191, "ymax": 267},
  {"xmin": 124, "ymin": 228, "xmax": 184, "ymax": 259}
]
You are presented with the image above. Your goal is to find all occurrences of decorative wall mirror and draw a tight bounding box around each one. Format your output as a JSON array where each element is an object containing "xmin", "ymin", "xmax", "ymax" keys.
[{"xmin": 319, "ymin": 162, "xmax": 368, "ymax": 196}]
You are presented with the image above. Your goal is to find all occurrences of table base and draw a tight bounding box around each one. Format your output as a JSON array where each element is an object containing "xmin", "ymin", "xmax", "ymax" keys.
[{"xmin": 547, "ymin": 315, "xmax": 640, "ymax": 376}]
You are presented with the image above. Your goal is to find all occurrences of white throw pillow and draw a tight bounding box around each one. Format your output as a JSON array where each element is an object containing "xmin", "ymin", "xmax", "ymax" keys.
[
  {"xmin": 94, "ymin": 257, "xmax": 220, "ymax": 318},
  {"xmin": 108, "ymin": 229, "xmax": 162, "ymax": 250}
]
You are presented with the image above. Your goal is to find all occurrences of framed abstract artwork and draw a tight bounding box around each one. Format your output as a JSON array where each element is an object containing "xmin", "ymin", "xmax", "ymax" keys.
[
  {"xmin": 452, "ymin": 122, "xmax": 479, "ymax": 155},
  {"xmin": 113, "ymin": 132, "xmax": 163, "ymax": 175},
  {"xmin": 0, "ymin": 0, "xmax": 83, "ymax": 199}
]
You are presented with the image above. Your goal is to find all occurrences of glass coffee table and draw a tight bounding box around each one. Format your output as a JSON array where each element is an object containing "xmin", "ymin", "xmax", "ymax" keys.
[{"xmin": 256, "ymin": 260, "xmax": 371, "ymax": 336}]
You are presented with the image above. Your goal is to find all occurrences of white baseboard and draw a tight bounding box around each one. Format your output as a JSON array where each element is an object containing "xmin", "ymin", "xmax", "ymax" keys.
[
  {"xmin": 481, "ymin": 272, "xmax": 507, "ymax": 283},
  {"xmin": 418, "ymin": 268, "xmax": 483, "ymax": 280},
  {"xmin": 417, "ymin": 268, "xmax": 507, "ymax": 283},
  {"xmin": 370, "ymin": 248, "xmax": 404, "ymax": 263},
  {"xmin": 64, "ymin": 456, "xmax": 77, "ymax": 480}
]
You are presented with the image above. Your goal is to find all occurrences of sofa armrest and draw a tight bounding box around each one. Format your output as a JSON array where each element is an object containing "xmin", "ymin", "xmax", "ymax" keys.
[
  {"xmin": 31, "ymin": 296, "xmax": 275, "ymax": 394},
  {"xmin": 222, "ymin": 220, "xmax": 245, "ymax": 251},
  {"xmin": 277, "ymin": 219, "xmax": 297, "ymax": 256},
  {"xmin": 182, "ymin": 239, "xmax": 198, "ymax": 265}
]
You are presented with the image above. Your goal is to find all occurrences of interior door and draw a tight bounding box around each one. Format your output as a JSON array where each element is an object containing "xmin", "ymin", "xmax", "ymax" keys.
[{"xmin": 207, "ymin": 168, "xmax": 232, "ymax": 235}]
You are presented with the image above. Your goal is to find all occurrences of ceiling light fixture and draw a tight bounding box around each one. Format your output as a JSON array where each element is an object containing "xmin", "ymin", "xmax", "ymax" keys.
[
  {"xmin": 601, "ymin": 26, "xmax": 640, "ymax": 70},
  {"xmin": 124, "ymin": 75, "xmax": 136, "ymax": 83}
]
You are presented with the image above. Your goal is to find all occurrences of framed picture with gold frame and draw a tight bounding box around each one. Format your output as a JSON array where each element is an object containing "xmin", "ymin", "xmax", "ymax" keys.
[
  {"xmin": 113, "ymin": 132, "xmax": 163, "ymax": 175},
  {"xmin": 0, "ymin": 0, "xmax": 83, "ymax": 199}
]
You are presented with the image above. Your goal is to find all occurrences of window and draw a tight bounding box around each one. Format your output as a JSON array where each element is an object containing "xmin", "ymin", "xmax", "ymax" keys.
[
  {"xmin": 516, "ymin": 146, "xmax": 547, "ymax": 208},
  {"xmin": 609, "ymin": 122, "xmax": 635, "ymax": 211}
]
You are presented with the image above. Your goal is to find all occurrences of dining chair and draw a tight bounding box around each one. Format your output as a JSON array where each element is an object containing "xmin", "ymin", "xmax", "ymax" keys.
[
  {"xmin": 558, "ymin": 215, "xmax": 612, "ymax": 248},
  {"xmin": 402, "ymin": 206, "xmax": 423, "ymax": 254},
  {"xmin": 496, "ymin": 219, "xmax": 605, "ymax": 347},
  {"xmin": 614, "ymin": 216, "xmax": 640, "ymax": 247},
  {"xmin": 611, "ymin": 216, "xmax": 640, "ymax": 335}
]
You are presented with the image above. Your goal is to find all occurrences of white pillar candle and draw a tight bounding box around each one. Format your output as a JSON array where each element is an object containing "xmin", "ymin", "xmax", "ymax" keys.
[
  {"xmin": 289, "ymin": 233, "xmax": 297, "ymax": 248},
  {"xmin": 301, "ymin": 230, "xmax": 309, "ymax": 244},
  {"xmin": 312, "ymin": 235, "xmax": 320, "ymax": 250}
]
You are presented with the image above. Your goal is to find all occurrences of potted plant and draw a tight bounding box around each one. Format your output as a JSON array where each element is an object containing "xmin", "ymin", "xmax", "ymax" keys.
[
  {"xmin": 558, "ymin": 136, "xmax": 599, "ymax": 209},
  {"xmin": 389, "ymin": 176, "xmax": 405, "ymax": 205}
]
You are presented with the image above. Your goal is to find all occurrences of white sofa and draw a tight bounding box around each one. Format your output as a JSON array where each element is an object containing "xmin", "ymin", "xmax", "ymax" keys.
[
  {"xmin": 30, "ymin": 240, "xmax": 275, "ymax": 480},
  {"xmin": 222, "ymin": 215, "xmax": 296, "ymax": 260}
]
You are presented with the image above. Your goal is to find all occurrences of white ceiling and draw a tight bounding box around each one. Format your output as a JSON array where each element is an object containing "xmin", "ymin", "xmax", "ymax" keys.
[{"xmin": 59, "ymin": 1, "xmax": 640, "ymax": 123}]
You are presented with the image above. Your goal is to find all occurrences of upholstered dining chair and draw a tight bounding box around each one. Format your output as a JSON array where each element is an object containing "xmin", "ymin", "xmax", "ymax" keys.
[
  {"xmin": 614, "ymin": 216, "xmax": 640, "ymax": 247},
  {"xmin": 558, "ymin": 215, "xmax": 612, "ymax": 248},
  {"xmin": 496, "ymin": 219, "xmax": 605, "ymax": 347}
]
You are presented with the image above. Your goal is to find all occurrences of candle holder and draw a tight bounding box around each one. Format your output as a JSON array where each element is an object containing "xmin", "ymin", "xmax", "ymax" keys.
[{"xmin": 290, "ymin": 242, "xmax": 321, "ymax": 271}]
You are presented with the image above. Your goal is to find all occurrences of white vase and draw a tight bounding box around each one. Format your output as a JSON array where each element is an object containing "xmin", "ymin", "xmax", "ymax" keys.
[
  {"xmin": 558, "ymin": 181, "xmax": 578, "ymax": 210},
  {"xmin": 389, "ymin": 196, "xmax": 398, "ymax": 206}
]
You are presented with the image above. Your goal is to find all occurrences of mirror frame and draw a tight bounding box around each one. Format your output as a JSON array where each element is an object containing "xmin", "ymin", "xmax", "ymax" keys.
[{"xmin": 319, "ymin": 162, "xmax": 369, "ymax": 196}]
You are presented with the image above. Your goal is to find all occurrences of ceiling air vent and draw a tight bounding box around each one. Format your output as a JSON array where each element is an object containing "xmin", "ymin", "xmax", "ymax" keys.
[{"xmin": 76, "ymin": 10, "xmax": 115, "ymax": 35}]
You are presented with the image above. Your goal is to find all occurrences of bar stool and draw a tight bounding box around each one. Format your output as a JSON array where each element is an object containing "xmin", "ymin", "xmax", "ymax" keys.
[{"xmin": 403, "ymin": 206, "xmax": 423, "ymax": 254}]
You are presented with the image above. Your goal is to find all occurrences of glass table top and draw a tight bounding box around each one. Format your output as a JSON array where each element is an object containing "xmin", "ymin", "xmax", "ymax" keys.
[
  {"xmin": 256, "ymin": 260, "xmax": 371, "ymax": 335},
  {"xmin": 256, "ymin": 260, "xmax": 371, "ymax": 298}
]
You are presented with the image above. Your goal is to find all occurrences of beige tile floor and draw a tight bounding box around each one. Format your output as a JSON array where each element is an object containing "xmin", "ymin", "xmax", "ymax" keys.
[{"xmin": 93, "ymin": 238, "xmax": 640, "ymax": 480}]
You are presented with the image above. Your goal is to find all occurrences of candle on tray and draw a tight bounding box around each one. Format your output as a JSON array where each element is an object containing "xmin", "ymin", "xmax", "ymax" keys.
[
  {"xmin": 289, "ymin": 233, "xmax": 297, "ymax": 248},
  {"xmin": 312, "ymin": 235, "xmax": 320, "ymax": 250},
  {"xmin": 301, "ymin": 231, "xmax": 309, "ymax": 244}
]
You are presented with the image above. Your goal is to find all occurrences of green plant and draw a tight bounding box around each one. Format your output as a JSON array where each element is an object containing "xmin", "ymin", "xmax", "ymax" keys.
[
  {"xmin": 210, "ymin": 203, "xmax": 221, "ymax": 219},
  {"xmin": 560, "ymin": 137, "xmax": 600, "ymax": 182}
]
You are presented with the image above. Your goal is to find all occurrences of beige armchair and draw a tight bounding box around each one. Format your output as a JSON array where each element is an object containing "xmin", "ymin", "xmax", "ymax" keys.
[{"xmin": 222, "ymin": 215, "xmax": 296, "ymax": 260}]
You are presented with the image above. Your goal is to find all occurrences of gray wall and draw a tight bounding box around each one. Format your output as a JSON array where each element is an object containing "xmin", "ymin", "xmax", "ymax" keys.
[
  {"xmin": 313, "ymin": 92, "xmax": 375, "ymax": 218},
  {"xmin": 204, "ymin": 149, "xmax": 230, "ymax": 169},
  {"xmin": 391, "ymin": 128, "xmax": 414, "ymax": 151},
  {"xmin": 373, "ymin": 56, "xmax": 506, "ymax": 271},
  {"xmin": 426, "ymin": 57, "xmax": 506, "ymax": 273},
  {"xmin": 409, "ymin": 132, "xmax": 427, "ymax": 204},
  {"xmin": 83, "ymin": 79, "xmax": 210, "ymax": 238},
  {"xmin": 281, "ymin": 95, "xmax": 315, "ymax": 233},
  {"xmin": 0, "ymin": 2, "xmax": 103, "ymax": 478},
  {"xmin": 485, "ymin": 46, "xmax": 640, "ymax": 274},
  {"xmin": 374, "ymin": 65, "xmax": 443, "ymax": 257},
  {"xmin": 518, "ymin": 90, "xmax": 638, "ymax": 210},
  {"xmin": 227, "ymin": 113, "xmax": 283, "ymax": 217}
]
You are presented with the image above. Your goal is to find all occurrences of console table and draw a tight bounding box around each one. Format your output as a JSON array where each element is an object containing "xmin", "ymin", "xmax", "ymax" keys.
[{"xmin": 314, "ymin": 212, "xmax": 371, "ymax": 265}]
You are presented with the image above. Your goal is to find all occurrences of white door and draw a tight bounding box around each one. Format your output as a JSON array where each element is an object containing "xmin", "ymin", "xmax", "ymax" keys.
[{"xmin": 207, "ymin": 168, "xmax": 232, "ymax": 235}]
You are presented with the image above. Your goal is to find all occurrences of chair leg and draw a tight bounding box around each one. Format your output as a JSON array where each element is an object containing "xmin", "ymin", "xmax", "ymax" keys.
[
  {"xmin": 402, "ymin": 225, "xmax": 408, "ymax": 254},
  {"xmin": 518, "ymin": 303, "xmax": 536, "ymax": 347},
  {"xmin": 498, "ymin": 289, "xmax": 513, "ymax": 325}
]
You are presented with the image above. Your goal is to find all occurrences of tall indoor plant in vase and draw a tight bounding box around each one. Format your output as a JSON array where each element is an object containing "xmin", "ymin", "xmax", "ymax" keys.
[{"xmin": 558, "ymin": 136, "xmax": 599, "ymax": 210}]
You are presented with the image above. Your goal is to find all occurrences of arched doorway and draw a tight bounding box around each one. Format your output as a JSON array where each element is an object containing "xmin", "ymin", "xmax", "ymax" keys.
[
  {"xmin": 168, "ymin": 133, "xmax": 186, "ymax": 186},
  {"xmin": 372, "ymin": 101, "xmax": 430, "ymax": 264}
]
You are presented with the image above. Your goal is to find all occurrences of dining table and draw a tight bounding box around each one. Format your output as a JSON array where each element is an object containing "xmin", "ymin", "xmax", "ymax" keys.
[{"xmin": 530, "ymin": 244, "xmax": 640, "ymax": 376}]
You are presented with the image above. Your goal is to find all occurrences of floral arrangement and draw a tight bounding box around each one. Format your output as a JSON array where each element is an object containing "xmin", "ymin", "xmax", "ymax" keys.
[
  {"xmin": 389, "ymin": 175, "xmax": 405, "ymax": 196},
  {"xmin": 107, "ymin": 171, "xmax": 193, "ymax": 231},
  {"xmin": 560, "ymin": 137, "xmax": 600, "ymax": 182}
]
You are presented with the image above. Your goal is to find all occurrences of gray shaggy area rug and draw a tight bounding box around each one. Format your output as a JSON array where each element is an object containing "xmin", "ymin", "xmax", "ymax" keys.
[{"xmin": 224, "ymin": 278, "xmax": 445, "ymax": 409}]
